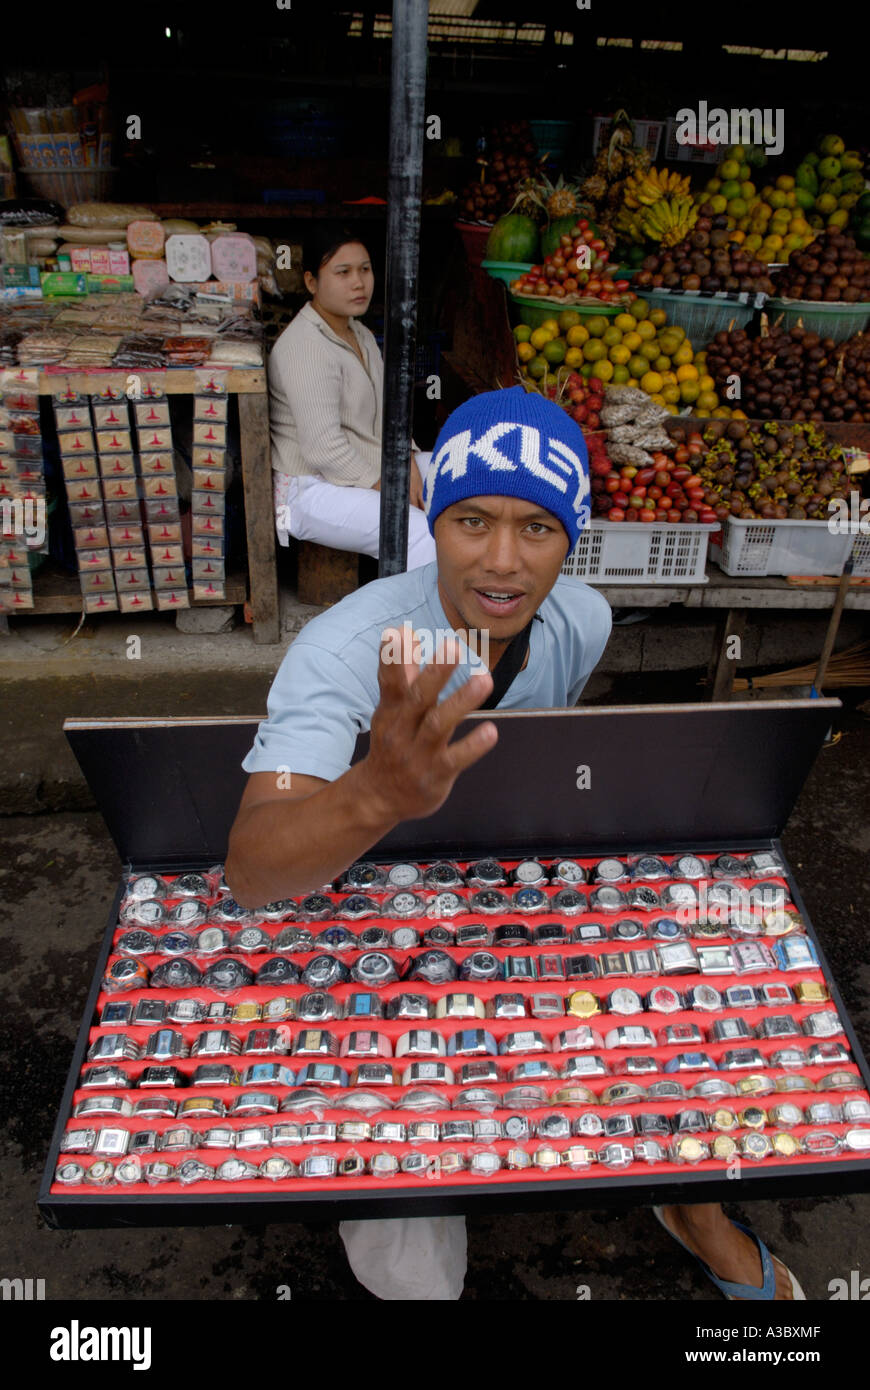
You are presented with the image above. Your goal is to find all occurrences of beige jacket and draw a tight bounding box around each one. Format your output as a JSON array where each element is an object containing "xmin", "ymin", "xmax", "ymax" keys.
[{"xmin": 268, "ymin": 301, "xmax": 384, "ymax": 486}]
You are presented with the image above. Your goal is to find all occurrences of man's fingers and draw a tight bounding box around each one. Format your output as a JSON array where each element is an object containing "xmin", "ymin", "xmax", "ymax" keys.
[
  {"xmin": 416, "ymin": 669, "xmax": 494, "ymax": 746},
  {"xmin": 439, "ymin": 719, "xmax": 499, "ymax": 779}
]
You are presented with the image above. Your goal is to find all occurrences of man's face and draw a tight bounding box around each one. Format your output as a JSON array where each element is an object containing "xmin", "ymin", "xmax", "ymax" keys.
[{"xmin": 433, "ymin": 495, "xmax": 569, "ymax": 640}]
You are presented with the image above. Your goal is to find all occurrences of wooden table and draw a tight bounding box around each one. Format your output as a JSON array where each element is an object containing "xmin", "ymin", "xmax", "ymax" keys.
[{"xmin": 25, "ymin": 367, "xmax": 279, "ymax": 645}]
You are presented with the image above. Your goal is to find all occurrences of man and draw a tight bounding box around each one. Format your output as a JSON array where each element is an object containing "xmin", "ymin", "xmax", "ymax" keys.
[{"xmin": 227, "ymin": 386, "xmax": 802, "ymax": 1302}]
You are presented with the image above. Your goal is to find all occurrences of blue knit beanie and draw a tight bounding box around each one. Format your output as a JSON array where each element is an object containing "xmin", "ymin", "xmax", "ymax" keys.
[{"xmin": 424, "ymin": 386, "xmax": 590, "ymax": 550}]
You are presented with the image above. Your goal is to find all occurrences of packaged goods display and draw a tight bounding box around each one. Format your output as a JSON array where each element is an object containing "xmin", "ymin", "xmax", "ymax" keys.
[
  {"xmin": 0, "ymin": 365, "xmax": 48, "ymax": 610},
  {"xmin": 47, "ymin": 848, "xmax": 870, "ymax": 1201}
]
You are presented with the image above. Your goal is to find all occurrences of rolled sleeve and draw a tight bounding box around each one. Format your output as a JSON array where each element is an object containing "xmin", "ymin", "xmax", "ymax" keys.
[{"xmin": 241, "ymin": 638, "xmax": 376, "ymax": 782}]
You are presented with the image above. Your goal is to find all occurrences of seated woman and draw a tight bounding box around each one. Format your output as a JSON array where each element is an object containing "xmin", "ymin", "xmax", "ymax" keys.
[{"xmin": 270, "ymin": 226, "xmax": 435, "ymax": 569}]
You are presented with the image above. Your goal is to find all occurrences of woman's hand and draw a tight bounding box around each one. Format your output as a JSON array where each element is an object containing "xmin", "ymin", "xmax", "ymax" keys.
[{"xmin": 371, "ymin": 458, "xmax": 425, "ymax": 510}]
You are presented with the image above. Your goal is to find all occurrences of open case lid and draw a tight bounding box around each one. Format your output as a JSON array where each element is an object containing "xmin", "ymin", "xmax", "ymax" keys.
[{"xmin": 64, "ymin": 699, "xmax": 840, "ymax": 865}]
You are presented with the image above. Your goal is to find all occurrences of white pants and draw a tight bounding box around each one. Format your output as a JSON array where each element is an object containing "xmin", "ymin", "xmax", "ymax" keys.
[
  {"xmin": 274, "ymin": 453, "xmax": 436, "ymax": 571},
  {"xmin": 339, "ymin": 1215, "xmax": 467, "ymax": 1300}
]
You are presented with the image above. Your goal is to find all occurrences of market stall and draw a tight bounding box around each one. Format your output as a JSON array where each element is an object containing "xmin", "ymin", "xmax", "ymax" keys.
[
  {"xmin": 39, "ymin": 701, "xmax": 870, "ymax": 1224},
  {"xmin": 0, "ymin": 184, "xmax": 281, "ymax": 640}
]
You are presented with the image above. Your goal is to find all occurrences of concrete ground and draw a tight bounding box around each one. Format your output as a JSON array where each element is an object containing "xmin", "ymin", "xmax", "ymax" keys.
[{"xmin": 1, "ymin": 586, "xmax": 869, "ymax": 1300}]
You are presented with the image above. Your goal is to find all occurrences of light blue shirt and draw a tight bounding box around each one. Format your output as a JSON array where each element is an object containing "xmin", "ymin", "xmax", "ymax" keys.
[{"xmin": 242, "ymin": 561, "xmax": 612, "ymax": 782}]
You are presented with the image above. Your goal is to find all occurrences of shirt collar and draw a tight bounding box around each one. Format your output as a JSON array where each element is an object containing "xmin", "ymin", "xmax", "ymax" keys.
[{"xmin": 300, "ymin": 300, "xmax": 365, "ymax": 348}]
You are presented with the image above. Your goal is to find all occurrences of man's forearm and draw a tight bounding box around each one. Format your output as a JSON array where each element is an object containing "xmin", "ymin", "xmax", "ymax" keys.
[{"xmin": 225, "ymin": 761, "xmax": 399, "ymax": 906}]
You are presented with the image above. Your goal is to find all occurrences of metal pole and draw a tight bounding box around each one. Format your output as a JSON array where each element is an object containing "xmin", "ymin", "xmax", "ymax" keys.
[{"xmin": 379, "ymin": 0, "xmax": 429, "ymax": 577}]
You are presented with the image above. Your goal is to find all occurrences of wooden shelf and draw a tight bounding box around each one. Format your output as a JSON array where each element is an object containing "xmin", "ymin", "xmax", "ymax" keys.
[
  {"xmin": 149, "ymin": 203, "xmax": 457, "ymax": 222},
  {"xmin": 38, "ymin": 368, "xmax": 265, "ymax": 396},
  {"xmin": 10, "ymin": 564, "xmax": 246, "ymax": 617}
]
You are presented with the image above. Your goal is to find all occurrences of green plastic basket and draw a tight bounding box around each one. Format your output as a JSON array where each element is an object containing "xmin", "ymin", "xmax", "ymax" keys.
[
  {"xmin": 641, "ymin": 289, "xmax": 758, "ymax": 344},
  {"xmin": 481, "ymin": 260, "xmax": 533, "ymax": 287},
  {"xmin": 509, "ymin": 293, "xmax": 620, "ymax": 329},
  {"xmin": 765, "ymin": 299, "xmax": 870, "ymax": 343}
]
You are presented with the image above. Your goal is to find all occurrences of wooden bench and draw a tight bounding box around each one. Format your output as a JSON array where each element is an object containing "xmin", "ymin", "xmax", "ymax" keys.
[{"xmin": 296, "ymin": 540, "xmax": 367, "ymax": 606}]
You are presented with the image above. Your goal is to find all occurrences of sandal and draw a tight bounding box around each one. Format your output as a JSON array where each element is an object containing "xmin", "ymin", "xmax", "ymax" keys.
[{"xmin": 652, "ymin": 1206, "xmax": 806, "ymax": 1301}]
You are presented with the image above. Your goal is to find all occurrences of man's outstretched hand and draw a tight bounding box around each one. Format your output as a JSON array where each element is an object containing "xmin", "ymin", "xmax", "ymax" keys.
[{"xmin": 361, "ymin": 628, "xmax": 498, "ymax": 823}]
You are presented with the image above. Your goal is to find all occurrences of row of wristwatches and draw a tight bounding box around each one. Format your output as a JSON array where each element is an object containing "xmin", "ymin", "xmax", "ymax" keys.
[
  {"xmin": 121, "ymin": 884, "xmax": 792, "ymax": 928},
  {"xmin": 86, "ymin": 1011, "xmax": 848, "ymax": 1067},
  {"xmin": 75, "ymin": 1042, "xmax": 855, "ymax": 1094},
  {"xmin": 95, "ymin": 979, "xmax": 833, "ymax": 1028},
  {"xmin": 55, "ymin": 1123, "xmax": 870, "ymax": 1188},
  {"xmin": 101, "ymin": 937, "xmax": 820, "ymax": 996},
  {"xmin": 123, "ymin": 852, "xmax": 787, "ymax": 907},
  {"xmin": 69, "ymin": 1069, "xmax": 867, "ymax": 1123},
  {"xmin": 112, "ymin": 912, "xmax": 805, "ymax": 958},
  {"xmin": 63, "ymin": 1094, "xmax": 870, "ymax": 1155}
]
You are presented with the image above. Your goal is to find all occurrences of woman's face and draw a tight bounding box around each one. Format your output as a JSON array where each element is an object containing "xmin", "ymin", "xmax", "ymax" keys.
[{"xmin": 306, "ymin": 242, "xmax": 374, "ymax": 317}]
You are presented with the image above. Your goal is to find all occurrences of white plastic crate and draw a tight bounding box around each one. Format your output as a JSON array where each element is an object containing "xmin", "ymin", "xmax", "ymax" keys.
[
  {"xmin": 710, "ymin": 517, "xmax": 854, "ymax": 577},
  {"xmin": 592, "ymin": 116, "xmax": 663, "ymax": 161},
  {"xmin": 850, "ymin": 529, "xmax": 870, "ymax": 576},
  {"xmin": 562, "ymin": 520, "xmax": 717, "ymax": 584},
  {"xmin": 663, "ymin": 118, "xmax": 721, "ymax": 165}
]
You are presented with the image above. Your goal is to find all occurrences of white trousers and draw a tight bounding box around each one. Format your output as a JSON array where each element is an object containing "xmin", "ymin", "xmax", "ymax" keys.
[
  {"xmin": 274, "ymin": 453, "xmax": 436, "ymax": 571},
  {"xmin": 339, "ymin": 1215, "xmax": 468, "ymax": 1300}
]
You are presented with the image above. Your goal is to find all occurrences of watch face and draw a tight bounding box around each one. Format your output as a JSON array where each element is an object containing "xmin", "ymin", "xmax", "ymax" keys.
[
  {"xmin": 428, "ymin": 892, "xmax": 465, "ymax": 918},
  {"xmin": 674, "ymin": 854, "xmax": 706, "ymax": 880},
  {"xmin": 150, "ymin": 958, "xmax": 202, "ymax": 989},
  {"xmin": 513, "ymin": 887, "xmax": 548, "ymax": 913},
  {"xmin": 553, "ymin": 860, "xmax": 585, "ymax": 885},
  {"xmin": 274, "ymin": 926, "xmax": 313, "ymax": 953},
  {"xmin": 469, "ymin": 889, "xmax": 511, "ymax": 915},
  {"xmin": 553, "ymin": 888, "xmax": 587, "ymax": 915},
  {"xmin": 172, "ymin": 873, "xmax": 211, "ymax": 898},
  {"xmin": 315, "ymin": 925, "xmax": 356, "ymax": 952},
  {"xmin": 633, "ymin": 856, "xmax": 669, "ymax": 881},
  {"xmin": 122, "ymin": 898, "xmax": 165, "ymax": 927},
  {"xmin": 297, "ymin": 893, "xmax": 333, "ymax": 920},
  {"xmin": 209, "ymin": 897, "xmax": 253, "ymax": 923},
  {"xmin": 387, "ymin": 862, "xmax": 420, "ymax": 888},
  {"xmin": 651, "ymin": 918, "xmax": 683, "ymax": 941},
  {"xmin": 261, "ymin": 900, "xmax": 297, "ymax": 922},
  {"xmin": 340, "ymin": 895, "xmax": 379, "ymax": 921},
  {"xmin": 588, "ymin": 887, "xmax": 625, "ymax": 913},
  {"xmin": 256, "ymin": 957, "xmax": 300, "ymax": 987},
  {"xmin": 425, "ymin": 862, "xmax": 465, "ymax": 889},
  {"xmin": 160, "ymin": 931, "xmax": 196, "ymax": 956},
  {"xmin": 126, "ymin": 875, "xmax": 163, "ymax": 901},
  {"xmin": 344, "ymin": 862, "xmax": 384, "ymax": 890},
  {"xmin": 628, "ymin": 886, "xmax": 661, "ymax": 910},
  {"xmin": 595, "ymin": 858, "xmax": 629, "ymax": 883},
  {"xmin": 117, "ymin": 929, "xmax": 155, "ymax": 956},
  {"xmin": 613, "ymin": 918, "xmax": 644, "ymax": 941},
  {"xmin": 608, "ymin": 988, "xmax": 643, "ymax": 1016},
  {"xmin": 352, "ymin": 952, "xmax": 399, "ymax": 986},
  {"xmin": 169, "ymin": 899, "xmax": 208, "ymax": 926},
  {"xmin": 386, "ymin": 892, "xmax": 425, "ymax": 918},
  {"xmin": 513, "ymin": 859, "xmax": 547, "ymax": 886},
  {"xmin": 409, "ymin": 950, "xmax": 458, "ymax": 985},
  {"xmin": 458, "ymin": 951, "xmax": 500, "ymax": 983},
  {"xmin": 390, "ymin": 926, "xmax": 420, "ymax": 950},
  {"xmin": 301, "ymin": 955, "xmax": 350, "ymax": 989},
  {"xmin": 202, "ymin": 958, "xmax": 254, "ymax": 992},
  {"xmin": 469, "ymin": 858, "xmax": 505, "ymax": 887}
]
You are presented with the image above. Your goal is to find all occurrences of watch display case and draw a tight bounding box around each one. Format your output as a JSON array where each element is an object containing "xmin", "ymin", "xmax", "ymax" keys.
[{"xmin": 39, "ymin": 701, "xmax": 870, "ymax": 1227}]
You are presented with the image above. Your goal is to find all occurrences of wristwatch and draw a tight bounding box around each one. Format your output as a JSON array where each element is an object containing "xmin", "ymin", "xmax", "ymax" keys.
[
  {"xmin": 595, "ymin": 857, "xmax": 629, "ymax": 883},
  {"xmin": 342, "ymin": 861, "xmax": 386, "ymax": 892},
  {"xmin": 467, "ymin": 858, "xmax": 506, "ymax": 888},
  {"xmin": 386, "ymin": 862, "xmax": 423, "ymax": 889},
  {"xmin": 260, "ymin": 899, "xmax": 297, "ymax": 922},
  {"xmin": 338, "ymin": 896, "xmax": 380, "ymax": 922},
  {"xmin": 351, "ymin": 952, "xmax": 399, "ymax": 986},
  {"xmin": 390, "ymin": 926, "xmax": 421, "ymax": 949},
  {"xmin": 121, "ymin": 898, "xmax": 165, "ymax": 927},
  {"xmin": 632, "ymin": 855, "xmax": 669, "ymax": 881},
  {"xmin": 126, "ymin": 874, "xmax": 166, "ymax": 901},
  {"xmin": 386, "ymin": 993, "xmax": 432, "ymax": 1020},
  {"xmin": 469, "ymin": 889, "xmax": 511, "ymax": 915},
  {"xmin": 551, "ymin": 859, "xmax": 585, "ymax": 887},
  {"xmin": 233, "ymin": 1128, "xmax": 271, "ymax": 1150},
  {"xmin": 512, "ymin": 858, "xmax": 548, "ymax": 887},
  {"xmin": 395, "ymin": 1030, "xmax": 446, "ymax": 1058},
  {"xmin": 301, "ymin": 955, "xmax": 350, "ymax": 990},
  {"xmin": 424, "ymin": 862, "xmax": 465, "ymax": 889},
  {"xmin": 512, "ymin": 887, "xmax": 549, "ymax": 914},
  {"xmin": 409, "ymin": 950, "xmax": 458, "ymax": 984},
  {"xmin": 296, "ymin": 893, "xmax": 335, "ymax": 921}
]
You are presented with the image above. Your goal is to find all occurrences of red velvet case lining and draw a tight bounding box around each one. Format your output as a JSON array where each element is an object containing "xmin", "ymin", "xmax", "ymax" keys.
[{"xmin": 52, "ymin": 856, "xmax": 870, "ymax": 1196}]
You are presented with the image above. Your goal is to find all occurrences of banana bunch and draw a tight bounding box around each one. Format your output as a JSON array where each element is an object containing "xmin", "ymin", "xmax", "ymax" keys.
[
  {"xmin": 642, "ymin": 195, "xmax": 699, "ymax": 247},
  {"xmin": 624, "ymin": 166, "xmax": 692, "ymax": 209},
  {"xmin": 613, "ymin": 206, "xmax": 647, "ymax": 243}
]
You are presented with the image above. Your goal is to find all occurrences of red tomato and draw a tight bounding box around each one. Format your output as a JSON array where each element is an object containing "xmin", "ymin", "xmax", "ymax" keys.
[
  {"xmin": 604, "ymin": 476, "xmax": 621, "ymax": 494},
  {"xmin": 667, "ymin": 511, "xmax": 683, "ymax": 522},
  {"xmin": 674, "ymin": 447, "xmax": 690, "ymax": 466},
  {"xmin": 640, "ymin": 509, "xmax": 657, "ymax": 523},
  {"xmin": 658, "ymin": 496, "xmax": 673, "ymax": 510},
  {"xmin": 648, "ymin": 485, "xmax": 663, "ymax": 500},
  {"xmin": 614, "ymin": 279, "xmax": 630, "ymax": 292},
  {"xmin": 685, "ymin": 475, "xmax": 703, "ymax": 489},
  {"xmin": 636, "ymin": 467, "xmax": 656, "ymax": 486},
  {"xmin": 611, "ymin": 493, "xmax": 629, "ymax": 509},
  {"xmin": 607, "ymin": 507, "xmax": 625, "ymax": 521},
  {"xmin": 654, "ymin": 508, "xmax": 669, "ymax": 521}
]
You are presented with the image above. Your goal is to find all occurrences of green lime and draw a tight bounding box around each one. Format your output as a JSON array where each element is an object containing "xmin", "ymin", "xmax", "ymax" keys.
[
  {"xmin": 629, "ymin": 298, "xmax": 650, "ymax": 320},
  {"xmin": 513, "ymin": 324, "xmax": 532, "ymax": 343}
]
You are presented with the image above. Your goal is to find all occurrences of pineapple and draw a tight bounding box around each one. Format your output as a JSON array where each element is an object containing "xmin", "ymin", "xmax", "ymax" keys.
[
  {"xmin": 540, "ymin": 173, "xmax": 583, "ymax": 220},
  {"xmin": 581, "ymin": 173, "xmax": 608, "ymax": 204}
]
